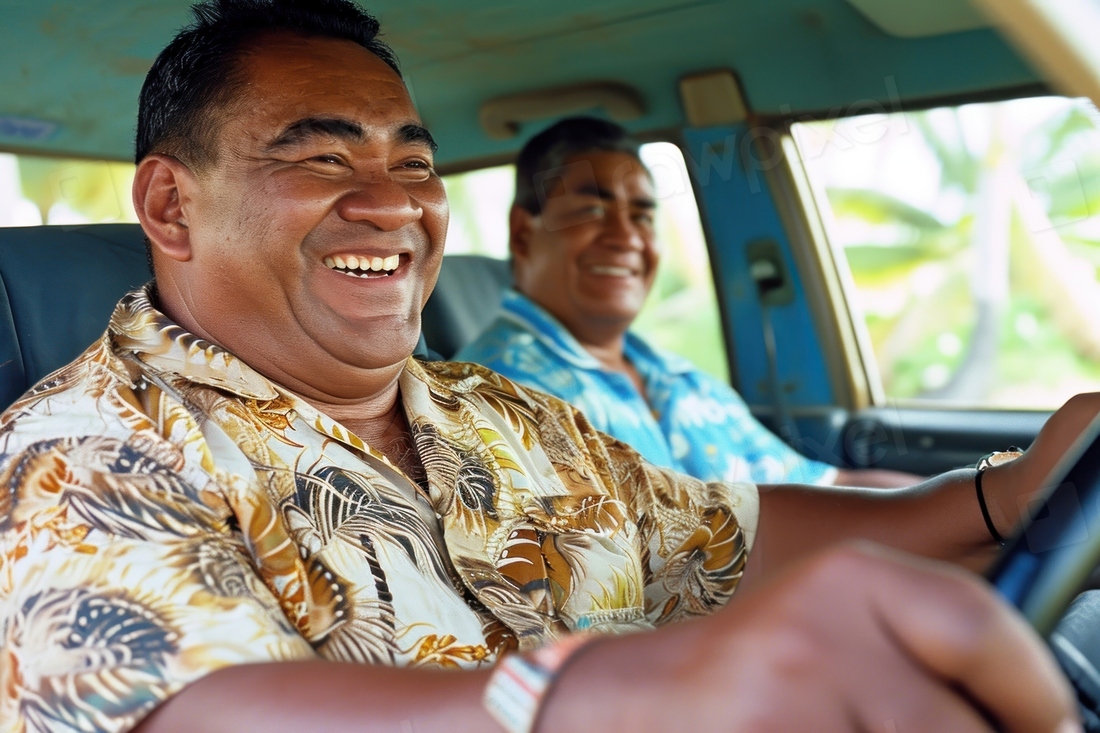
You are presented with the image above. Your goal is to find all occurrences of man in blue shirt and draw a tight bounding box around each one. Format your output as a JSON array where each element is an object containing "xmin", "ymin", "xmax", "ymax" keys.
[{"xmin": 458, "ymin": 117, "xmax": 918, "ymax": 487}]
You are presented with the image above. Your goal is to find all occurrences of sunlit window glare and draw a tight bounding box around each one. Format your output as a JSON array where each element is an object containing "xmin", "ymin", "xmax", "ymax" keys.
[
  {"xmin": 0, "ymin": 153, "xmax": 137, "ymax": 226},
  {"xmin": 794, "ymin": 96, "xmax": 1100, "ymax": 409}
]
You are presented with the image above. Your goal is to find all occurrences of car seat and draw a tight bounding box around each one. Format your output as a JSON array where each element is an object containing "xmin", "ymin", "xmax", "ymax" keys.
[
  {"xmin": 0, "ymin": 224, "xmax": 150, "ymax": 410},
  {"xmin": 420, "ymin": 254, "xmax": 511, "ymax": 360}
]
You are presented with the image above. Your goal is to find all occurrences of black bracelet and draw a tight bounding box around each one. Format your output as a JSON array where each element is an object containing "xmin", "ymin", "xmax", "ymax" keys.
[
  {"xmin": 974, "ymin": 448, "xmax": 1024, "ymax": 547},
  {"xmin": 974, "ymin": 464, "xmax": 1005, "ymax": 546}
]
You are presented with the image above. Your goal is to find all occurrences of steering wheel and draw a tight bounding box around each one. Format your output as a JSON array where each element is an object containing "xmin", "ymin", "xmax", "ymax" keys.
[{"xmin": 988, "ymin": 414, "xmax": 1100, "ymax": 730}]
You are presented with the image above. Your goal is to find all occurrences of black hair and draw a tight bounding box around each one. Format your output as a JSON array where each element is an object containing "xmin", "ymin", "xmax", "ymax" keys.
[
  {"xmin": 513, "ymin": 116, "xmax": 644, "ymax": 214},
  {"xmin": 135, "ymin": 0, "xmax": 400, "ymax": 167}
]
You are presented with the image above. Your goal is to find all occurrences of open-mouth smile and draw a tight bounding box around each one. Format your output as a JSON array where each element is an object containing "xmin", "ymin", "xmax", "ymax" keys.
[
  {"xmin": 588, "ymin": 264, "xmax": 638, "ymax": 277},
  {"xmin": 323, "ymin": 253, "xmax": 403, "ymax": 278}
]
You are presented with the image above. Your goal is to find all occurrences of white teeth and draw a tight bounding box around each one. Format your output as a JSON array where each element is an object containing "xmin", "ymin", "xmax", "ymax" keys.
[
  {"xmin": 590, "ymin": 265, "xmax": 633, "ymax": 277},
  {"xmin": 324, "ymin": 253, "xmax": 402, "ymax": 274}
]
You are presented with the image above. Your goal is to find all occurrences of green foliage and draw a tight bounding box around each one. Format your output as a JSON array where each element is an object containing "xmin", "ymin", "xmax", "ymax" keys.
[
  {"xmin": 804, "ymin": 97, "xmax": 1100, "ymax": 408},
  {"xmin": 827, "ymin": 188, "xmax": 946, "ymax": 231},
  {"xmin": 13, "ymin": 154, "xmax": 137, "ymax": 224}
]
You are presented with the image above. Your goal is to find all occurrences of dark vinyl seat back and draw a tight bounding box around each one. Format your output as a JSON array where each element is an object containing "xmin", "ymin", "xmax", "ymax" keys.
[
  {"xmin": 0, "ymin": 224, "xmax": 150, "ymax": 410},
  {"xmin": 421, "ymin": 254, "xmax": 512, "ymax": 359},
  {"xmin": 0, "ymin": 225, "xmax": 512, "ymax": 411}
]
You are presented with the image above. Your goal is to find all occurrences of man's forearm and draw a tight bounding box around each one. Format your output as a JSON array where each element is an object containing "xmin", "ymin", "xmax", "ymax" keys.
[
  {"xmin": 833, "ymin": 467, "xmax": 923, "ymax": 488},
  {"xmin": 983, "ymin": 393, "xmax": 1100, "ymax": 540},
  {"xmin": 132, "ymin": 551, "xmax": 1081, "ymax": 733},
  {"xmin": 742, "ymin": 469, "xmax": 996, "ymax": 589},
  {"xmin": 744, "ymin": 394, "xmax": 1100, "ymax": 590},
  {"xmin": 134, "ymin": 661, "xmax": 499, "ymax": 733}
]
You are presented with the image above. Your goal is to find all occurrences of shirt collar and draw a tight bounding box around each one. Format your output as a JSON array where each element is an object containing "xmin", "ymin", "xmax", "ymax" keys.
[
  {"xmin": 110, "ymin": 286, "xmax": 281, "ymax": 401},
  {"xmin": 498, "ymin": 290, "xmax": 603, "ymax": 370},
  {"xmin": 109, "ymin": 285, "xmax": 478, "ymax": 405},
  {"xmin": 500, "ymin": 290, "xmax": 694, "ymax": 376}
]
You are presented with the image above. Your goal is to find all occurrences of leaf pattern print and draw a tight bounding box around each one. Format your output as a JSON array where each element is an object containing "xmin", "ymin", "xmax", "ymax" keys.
[
  {"xmin": 0, "ymin": 435, "xmax": 218, "ymax": 540},
  {"xmin": 6, "ymin": 588, "xmax": 177, "ymax": 732},
  {"xmin": 653, "ymin": 505, "xmax": 745, "ymax": 624}
]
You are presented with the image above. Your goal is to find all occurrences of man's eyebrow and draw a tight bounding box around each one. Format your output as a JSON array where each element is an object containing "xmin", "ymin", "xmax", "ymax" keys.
[
  {"xmin": 263, "ymin": 119, "xmax": 438, "ymax": 155},
  {"xmin": 574, "ymin": 183, "xmax": 656, "ymax": 209},
  {"xmin": 264, "ymin": 117, "xmax": 365, "ymax": 151},
  {"xmin": 575, "ymin": 183, "xmax": 614, "ymax": 201},
  {"xmin": 397, "ymin": 123, "xmax": 438, "ymax": 154}
]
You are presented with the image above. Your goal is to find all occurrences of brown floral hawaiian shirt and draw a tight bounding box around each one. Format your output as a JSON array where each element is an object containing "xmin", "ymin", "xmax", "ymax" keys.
[{"xmin": 0, "ymin": 286, "xmax": 758, "ymax": 732}]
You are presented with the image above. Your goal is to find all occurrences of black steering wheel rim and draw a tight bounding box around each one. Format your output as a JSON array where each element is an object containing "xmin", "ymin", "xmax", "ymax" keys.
[{"xmin": 987, "ymin": 414, "xmax": 1100, "ymax": 729}]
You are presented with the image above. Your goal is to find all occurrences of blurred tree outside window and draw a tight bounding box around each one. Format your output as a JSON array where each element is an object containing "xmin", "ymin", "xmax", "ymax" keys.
[
  {"xmin": 793, "ymin": 97, "xmax": 1100, "ymax": 410},
  {"xmin": 0, "ymin": 153, "xmax": 137, "ymax": 226},
  {"xmin": 441, "ymin": 142, "xmax": 728, "ymax": 382}
]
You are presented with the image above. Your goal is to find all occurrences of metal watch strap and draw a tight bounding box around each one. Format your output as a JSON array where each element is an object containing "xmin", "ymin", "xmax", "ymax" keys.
[{"xmin": 483, "ymin": 634, "xmax": 591, "ymax": 733}]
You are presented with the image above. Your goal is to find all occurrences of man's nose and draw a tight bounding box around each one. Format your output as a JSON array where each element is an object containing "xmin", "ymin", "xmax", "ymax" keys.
[
  {"xmin": 335, "ymin": 175, "xmax": 423, "ymax": 231},
  {"xmin": 601, "ymin": 206, "xmax": 645, "ymax": 250}
]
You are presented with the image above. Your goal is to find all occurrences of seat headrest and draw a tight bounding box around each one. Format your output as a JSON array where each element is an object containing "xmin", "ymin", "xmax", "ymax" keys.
[
  {"xmin": 0, "ymin": 224, "xmax": 150, "ymax": 410},
  {"xmin": 421, "ymin": 254, "xmax": 512, "ymax": 359}
]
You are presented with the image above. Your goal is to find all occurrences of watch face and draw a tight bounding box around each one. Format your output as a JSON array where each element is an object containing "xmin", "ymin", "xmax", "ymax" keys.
[{"xmin": 988, "ymin": 450, "xmax": 1025, "ymax": 467}]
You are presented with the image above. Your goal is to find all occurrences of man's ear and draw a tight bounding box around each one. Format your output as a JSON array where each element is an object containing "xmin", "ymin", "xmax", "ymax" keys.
[
  {"xmin": 132, "ymin": 154, "xmax": 197, "ymax": 263},
  {"xmin": 508, "ymin": 204, "xmax": 536, "ymax": 262}
]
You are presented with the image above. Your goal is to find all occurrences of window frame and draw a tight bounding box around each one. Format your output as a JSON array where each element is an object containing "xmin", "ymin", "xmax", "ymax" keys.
[{"xmin": 767, "ymin": 126, "xmax": 879, "ymax": 411}]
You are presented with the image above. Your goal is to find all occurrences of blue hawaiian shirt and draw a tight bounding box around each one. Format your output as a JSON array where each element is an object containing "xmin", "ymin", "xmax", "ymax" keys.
[{"xmin": 457, "ymin": 290, "xmax": 838, "ymax": 485}]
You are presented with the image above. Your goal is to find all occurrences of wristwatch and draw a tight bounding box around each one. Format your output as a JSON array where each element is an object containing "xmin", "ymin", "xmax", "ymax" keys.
[{"xmin": 483, "ymin": 634, "xmax": 591, "ymax": 733}]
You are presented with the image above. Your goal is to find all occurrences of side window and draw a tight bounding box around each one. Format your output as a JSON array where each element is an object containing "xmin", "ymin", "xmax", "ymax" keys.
[
  {"xmin": 441, "ymin": 142, "xmax": 728, "ymax": 382},
  {"xmin": 791, "ymin": 97, "xmax": 1100, "ymax": 409},
  {"xmin": 0, "ymin": 153, "xmax": 137, "ymax": 226}
]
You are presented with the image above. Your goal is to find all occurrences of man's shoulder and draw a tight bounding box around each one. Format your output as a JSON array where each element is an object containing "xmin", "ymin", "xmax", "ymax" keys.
[
  {"xmin": 625, "ymin": 332, "xmax": 712, "ymax": 380},
  {"xmin": 418, "ymin": 357, "xmax": 546, "ymax": 398},
  {"xmin": 414, "ymin": 357, "xmax": 587, "ymax": 420},
  {"xmin": 628, "ymin": 338, "xmax": 744, "ymax": 404},
  {"xmin": 415, "ymin": 357, "xmax": 502, "ymax": 386},
  {"xmin": 0, "ymin": 336, "xmax": 179, "ymax": 467},
  {"xmin": 2, "ymin": 337, "xmax": 132, "ymax": 423},
  {"xmin": 457, "ymin": 316, "xmax": 577, "ymax": 383},
  {"xmin": 456, "ymin": 315, "xmax": 543, "ymax": 365},
  {"xmin": 413, "ymin": 357, "xmax": 655, "ymax": 482}
]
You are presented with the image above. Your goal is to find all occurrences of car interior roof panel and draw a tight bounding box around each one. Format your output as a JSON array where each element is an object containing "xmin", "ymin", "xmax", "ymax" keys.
[{"xmin": 1, "ymin": 0, "xmax": 1041, "ymax": 166}]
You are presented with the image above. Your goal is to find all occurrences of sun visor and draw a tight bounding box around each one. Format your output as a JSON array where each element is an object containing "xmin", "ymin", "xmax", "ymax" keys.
[
  {"xmin": 479, "ymin": 82, "xmax": 645, "ymax": 140},
  {"xmin": 973, "ymin": 0, "xmax": 1100, "ymax": 106},
  {"xmin": 844, "ymin": 0, "xmax": 988, "ymax": 38}
]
